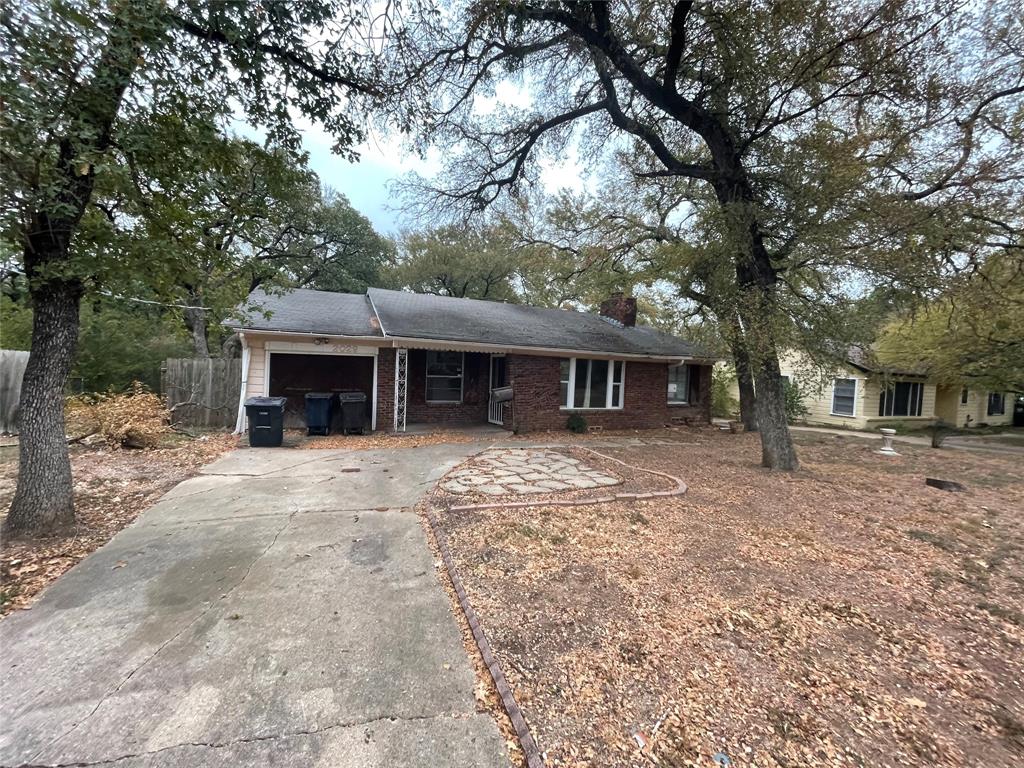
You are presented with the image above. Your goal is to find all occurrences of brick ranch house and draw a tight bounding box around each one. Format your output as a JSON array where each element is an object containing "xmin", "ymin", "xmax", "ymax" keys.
[{"xmin": 228, "ymin": 288, "xmax": 717, "ymax": 434}]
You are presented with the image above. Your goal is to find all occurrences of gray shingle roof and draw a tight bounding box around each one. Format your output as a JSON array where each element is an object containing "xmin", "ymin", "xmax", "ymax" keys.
[
  {"xmin": 230, "ymin": 288, "xmax": 382, "ymax": 337},
  {"xmin": 230, "ymin": 287, "xmax": 714, "ymax": 359},
  {"xmin": 367, "ymin": 288, "xmax": 708, "ymax": 359}
]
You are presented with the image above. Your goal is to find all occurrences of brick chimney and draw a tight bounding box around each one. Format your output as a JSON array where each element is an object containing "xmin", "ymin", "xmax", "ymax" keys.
[{"xmin": 599, "ymin": 292, "xmax": 637, "ymax": 327}]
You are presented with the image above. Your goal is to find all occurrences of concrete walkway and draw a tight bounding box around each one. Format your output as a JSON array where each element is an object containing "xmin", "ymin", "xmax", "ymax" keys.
[{"xmin": 0, "ymin": 444, "xmax": 509, "ymax": 768}]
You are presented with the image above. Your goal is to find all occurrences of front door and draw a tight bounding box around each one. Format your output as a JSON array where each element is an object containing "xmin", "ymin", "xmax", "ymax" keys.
[{"xmin": 488, "ymin": 355, "xmax": 508, "ymax": 425}]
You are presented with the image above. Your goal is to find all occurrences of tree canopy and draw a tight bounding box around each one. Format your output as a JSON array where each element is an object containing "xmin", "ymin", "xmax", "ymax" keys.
[
  {"xmin": 876, "ymin": 255, "xmax": 1024, "ymax": 393},
  {"xmin": 385, "ymin": 0, "xmax": 1024, "ymax": 468}
]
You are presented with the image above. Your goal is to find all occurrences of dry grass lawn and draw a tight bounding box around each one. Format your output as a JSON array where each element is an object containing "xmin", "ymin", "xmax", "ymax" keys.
[{"xmin": 433, "ymin": 429, "xmax": 1024, "ymax": 768}]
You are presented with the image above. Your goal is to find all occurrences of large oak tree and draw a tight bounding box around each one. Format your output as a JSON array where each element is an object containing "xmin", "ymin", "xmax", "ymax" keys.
[
  {"xmin": 1, "ymin": 0, "xmax": 389, "ymax": 535},
  {"xmin": 386, "ymin": 0, "xmax": 1023, "ymax": 470}
]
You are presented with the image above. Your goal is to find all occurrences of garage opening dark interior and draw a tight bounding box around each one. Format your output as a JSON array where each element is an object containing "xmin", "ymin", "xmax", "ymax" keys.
[{"xmin": 268, "ymin": 353, "xmax": 374, "ymax": 429}]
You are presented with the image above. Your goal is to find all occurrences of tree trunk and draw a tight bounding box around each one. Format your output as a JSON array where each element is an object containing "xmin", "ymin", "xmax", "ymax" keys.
[
  {"xmin": 183, "ymin": 306, "xmax": 211, "ymax": 358},
  {"xmin": 729, "ymin": 331, "xmax": 758, "ymax": 432},
  {"xmin": 3, "ymin": 280, "xmax": 82, "ymax": 536},
  {"xmin": 5, "ymin": 9, "xmax": 145, "ymax": 536},
  {"xmin": 751, "ymin": 350, "xmax": 799, "ymax": 470}
]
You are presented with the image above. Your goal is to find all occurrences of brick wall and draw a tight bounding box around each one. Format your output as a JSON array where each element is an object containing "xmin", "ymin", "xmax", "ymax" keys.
[
  {"xmin": 506, "ymin": 355, "xmax": 710, "ymax": 432},
  {"xmin": 376, "ymin": 348, "xmax": 712, "ymax": 433},
  {"xmin": 376, "ymin": 348, "xmax": 395, "ymax": 430}
]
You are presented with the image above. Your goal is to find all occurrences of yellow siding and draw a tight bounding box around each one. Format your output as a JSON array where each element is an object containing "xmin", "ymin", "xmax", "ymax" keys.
[
  {"xmin": 245, "ymin": 339, "xmax": 267, "ymax": 398},
  {"xmin": 935, "ymin": 386, "xmax": 1015, "ymax": 428},
  {"xmin": 722, "ymin": 350, "xmax": 944, "ymax": 430}
]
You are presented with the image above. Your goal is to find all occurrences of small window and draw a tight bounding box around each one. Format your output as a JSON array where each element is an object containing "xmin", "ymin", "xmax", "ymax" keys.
[
  {"xmin": 668, "ymin": 364, "xmax": 690, "ymax": 404},
  {"xmin": 561, "ymin": 358, "xmax": 624, "ymax": 409},
  {"xmin": 426, "ymin": 351, "xmax": 463, "ymax": 403},
  {"xmin": 988, "ymin": 392, "xmax": 1005, "ymax": 416},
  {"xmin": 961, "ymin": 388, "xmax": 969, "ymax": 405},
  {"xmin": 831, "ymin": 378, "xmax": 857, "ymax": 416},
  {"xmin": 879, "ymin": 381, "xmax": 923, "ymax": 417}
]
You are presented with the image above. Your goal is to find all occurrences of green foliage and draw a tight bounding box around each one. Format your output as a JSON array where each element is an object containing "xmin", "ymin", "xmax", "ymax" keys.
[
  {"xmin": 0, "ymin": 294, "xmax": 32, "ymax": 350},
  {"xmin": 392, "ymin": 225, "xmax": 519, "ymax": 301},
  {"xmin": 566, "ymin": 413, "xmax": 588, "ymax": 434},
  {"xmin": 782, "ymin": 379, "xmax": 810, "ymax": 424},
  {"xmin": 711, "ymin": 367, "xmax": 739, "ymax": 419},
  {"xmin": 2, "ymin": 293, "xmax": 190, "ymax": 392},
  {"xmin": 0, "ymin": 0, "xmax": 389, "ymax": 341},
  {"xmin": 876, "ymin": 255, "xmax": 1024, "ymax": 393}
]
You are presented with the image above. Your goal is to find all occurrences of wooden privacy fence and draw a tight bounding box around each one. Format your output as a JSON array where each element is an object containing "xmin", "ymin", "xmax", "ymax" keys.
[
  {"xmin": 0, "ymin": 349, "xmax": 30, "ymax": 434},
  {"xmin": 161, "ymin": 358, "xmax": 242, "ymax": 429}
]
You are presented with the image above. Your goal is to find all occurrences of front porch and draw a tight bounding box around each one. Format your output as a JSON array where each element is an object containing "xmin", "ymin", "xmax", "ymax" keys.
[{"xmin": 387, "ymin": 349, "xmax": 511, "ymax": 433}]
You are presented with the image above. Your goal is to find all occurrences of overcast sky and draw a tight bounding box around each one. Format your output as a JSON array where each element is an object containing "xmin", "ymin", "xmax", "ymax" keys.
[{"xmin": 283, "ymin": 79, "xmax": 588, "ymax": 236}]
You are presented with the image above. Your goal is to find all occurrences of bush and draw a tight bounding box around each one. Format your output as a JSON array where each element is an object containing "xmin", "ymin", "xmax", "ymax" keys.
[
  {"xmin": 711, "ymin": 367, "xmax": 739, "ymax": 419},
  {"xmin": 566, "ymin": 413, "xmax": 588, "ymax": 433},
  {"xmin": 66, "ymin": 383, "xmax": 170, "ymax": 448},
  {"xmin": 782, "ymin": 379, "xmax": 809, "ymax": 424}
]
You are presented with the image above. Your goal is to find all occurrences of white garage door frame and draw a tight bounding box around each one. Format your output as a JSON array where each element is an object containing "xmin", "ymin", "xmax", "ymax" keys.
[{"xmin": 264, "ymin": 341, "xmax": 379, "ymax": 431}]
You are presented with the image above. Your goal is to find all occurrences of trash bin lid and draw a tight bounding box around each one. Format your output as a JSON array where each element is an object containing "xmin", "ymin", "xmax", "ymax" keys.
[
  {"xmin": 244, "ymin": 396, "xmax": 288, "ymax": 408},
  {"xmin": 337, "ymin": 390, "xmax": 367, "ymax": 402},
  {"xmin": 304, "ymin": 392, "xmax": 335, "ymax": 400}
]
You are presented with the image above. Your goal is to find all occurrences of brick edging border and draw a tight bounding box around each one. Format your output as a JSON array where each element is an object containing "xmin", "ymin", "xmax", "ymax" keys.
[
  {"xmin": 423, "ymin": 506, "xmax": 546, "ymax": 768},
  {"xmin": 426, "ymin": 446, "xmax": 689, "ymax": 768}
]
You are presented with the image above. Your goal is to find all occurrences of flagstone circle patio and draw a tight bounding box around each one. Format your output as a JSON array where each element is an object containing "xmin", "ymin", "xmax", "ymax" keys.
[{"xmin": 440, "ymin": 448, "xmax": 622, "ymax": 496}]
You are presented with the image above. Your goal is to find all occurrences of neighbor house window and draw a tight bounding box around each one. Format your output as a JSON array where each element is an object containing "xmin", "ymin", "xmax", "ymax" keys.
[
  {"xmin": 668, "ymin": 364, "xmax": 690, "ymax": 404},
  {"xmin": 988, "ymin": 392, "xmax": 1005, "ymax": 416},
  {"xmin": 560, "ymin": 358, "xmax": 624, "ymax": 409},
  {"xmin": 961, "ymin": 388, "xmax": 969, "ymax": 404},
  {"xmin": 879, "ymin": 381, "xmax": 924, "ymax": 417},
  {"xmin": 831, "ymin": 378, "xmax": 857, "ymax": 416},
  {"xmin": 426, "ymin": 351, "xmax": 463, "ymax": 403}
]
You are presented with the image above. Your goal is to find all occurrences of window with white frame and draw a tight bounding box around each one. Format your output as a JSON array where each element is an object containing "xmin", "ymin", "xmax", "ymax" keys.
[
  {"xmin": 560, "ymin": 358, "xmax": 624, "ymax": 409},
  {"xmin": 878, "ymin": 381, "xmax": 924, "ymax": 417},
  {"xmin": 668, "ymin": 364, "xmax": 690, "ymax": 404},
  {"xmin": 425, "ymin": 351, "xmax": 463, "ymax": 403},
  {"xmin": 831, "ymin": 378, "xmax": 857, "ymax": 416}
]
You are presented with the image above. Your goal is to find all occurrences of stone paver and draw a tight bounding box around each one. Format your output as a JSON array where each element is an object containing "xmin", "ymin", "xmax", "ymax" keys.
[{"xmin": 440, "ymin": 449, "xmax": 621, "ymax": 496}]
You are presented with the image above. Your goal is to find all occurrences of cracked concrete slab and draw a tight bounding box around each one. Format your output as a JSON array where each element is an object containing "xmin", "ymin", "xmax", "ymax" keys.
[{"xmin": 0, "ymin": 443, "xmax": 508, "ymax": 768}]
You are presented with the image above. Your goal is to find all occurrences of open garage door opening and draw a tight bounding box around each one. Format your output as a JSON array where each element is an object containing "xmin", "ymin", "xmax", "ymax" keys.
[{"xmin": 267, "ymin": 352, "xmax": 376, "ymax": 431}]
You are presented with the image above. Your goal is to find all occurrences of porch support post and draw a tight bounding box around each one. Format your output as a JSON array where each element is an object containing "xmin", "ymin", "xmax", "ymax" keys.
[{"xmin": 394, "ymin": 347, "xmax": 408, "ymax": 432}]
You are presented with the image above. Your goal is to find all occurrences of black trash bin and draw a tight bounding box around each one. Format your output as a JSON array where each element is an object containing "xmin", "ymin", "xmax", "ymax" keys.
[
  {"xmin": 304, "ymin": 392, "xmax": 336, "ymax": 436},
  {"xmin": 244, "ymin": 396, "xmax": 287, "ymax": 447},
  {"xmin": 337, "ymin": 390, "xmax": 368, "ymax": 435}
]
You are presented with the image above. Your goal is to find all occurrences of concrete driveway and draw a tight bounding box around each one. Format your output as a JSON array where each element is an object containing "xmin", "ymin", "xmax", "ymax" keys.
[{"xmin": 0, "ymin": 443, "xmax": 509, "ymax": 767}]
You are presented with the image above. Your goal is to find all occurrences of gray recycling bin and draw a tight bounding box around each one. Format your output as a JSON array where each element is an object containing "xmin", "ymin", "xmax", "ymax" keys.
[
  {"xmin": 337, "ymin": 391, "xmax": 367, "ymax": 435},
  {"xmin": 304, "ymin": 392, "xmax": 336, "ymax": 436},
  {"xmin": 244, "ymin": 396, "xmax": 287, "ymax": 447}
]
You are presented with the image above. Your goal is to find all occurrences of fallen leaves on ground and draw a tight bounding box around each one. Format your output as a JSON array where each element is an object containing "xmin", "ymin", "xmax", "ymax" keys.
[
  {"xmin": 293, "ymin": 429, "xmax": 478, "ymax": 450},
  {"xmin": 432, "ymin": 429, "xmax": 1024, "ymax": 768},
  {"xmin": 0, "ymin": 432, "xmax": 237, "ymax": 616}
]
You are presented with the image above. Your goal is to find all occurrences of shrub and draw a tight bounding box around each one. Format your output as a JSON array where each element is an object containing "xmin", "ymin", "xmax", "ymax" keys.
[
  {"xmin": 566, "ymin": 413, "xmax": 588, "ymax": 433},
  {"xmin": 66, "ymin": 383, "xmax": 169, "ymax": 448},
  {"xmin": 711, "ymin": 367, "xmax": 739, "ymax": 419},
  {"xmin": 782, "ymin": 379, "xmax": 809, "ymax": 424}
]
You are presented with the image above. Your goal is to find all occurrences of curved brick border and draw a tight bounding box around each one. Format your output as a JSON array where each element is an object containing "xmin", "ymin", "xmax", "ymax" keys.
[
  {"xmin": 448, "ymin": 446, "xmax": 688, "ymax": 512},
  {"xmin": 423, "ymin": 506, "xmax": 546, "ymax": 768},
  {"xmin": 426, "ymin": 446, "xmax": 688, "ymax": 768}
]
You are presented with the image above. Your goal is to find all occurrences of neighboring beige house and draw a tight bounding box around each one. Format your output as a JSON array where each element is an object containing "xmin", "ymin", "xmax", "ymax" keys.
[{"xmin": 726, "ymin": 347, "xmax": 1017, "ymax": 430}]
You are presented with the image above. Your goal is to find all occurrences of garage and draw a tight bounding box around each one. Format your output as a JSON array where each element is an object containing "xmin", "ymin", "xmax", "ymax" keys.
[{"xmin": 267, "ymin": 350, "xmax": 377, "ymax": 431}]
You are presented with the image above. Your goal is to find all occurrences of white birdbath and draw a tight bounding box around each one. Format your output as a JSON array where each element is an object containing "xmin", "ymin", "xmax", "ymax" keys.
[{"xmin": 877, "ymin": 427, "xmax": 899, "ymax": 456}]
